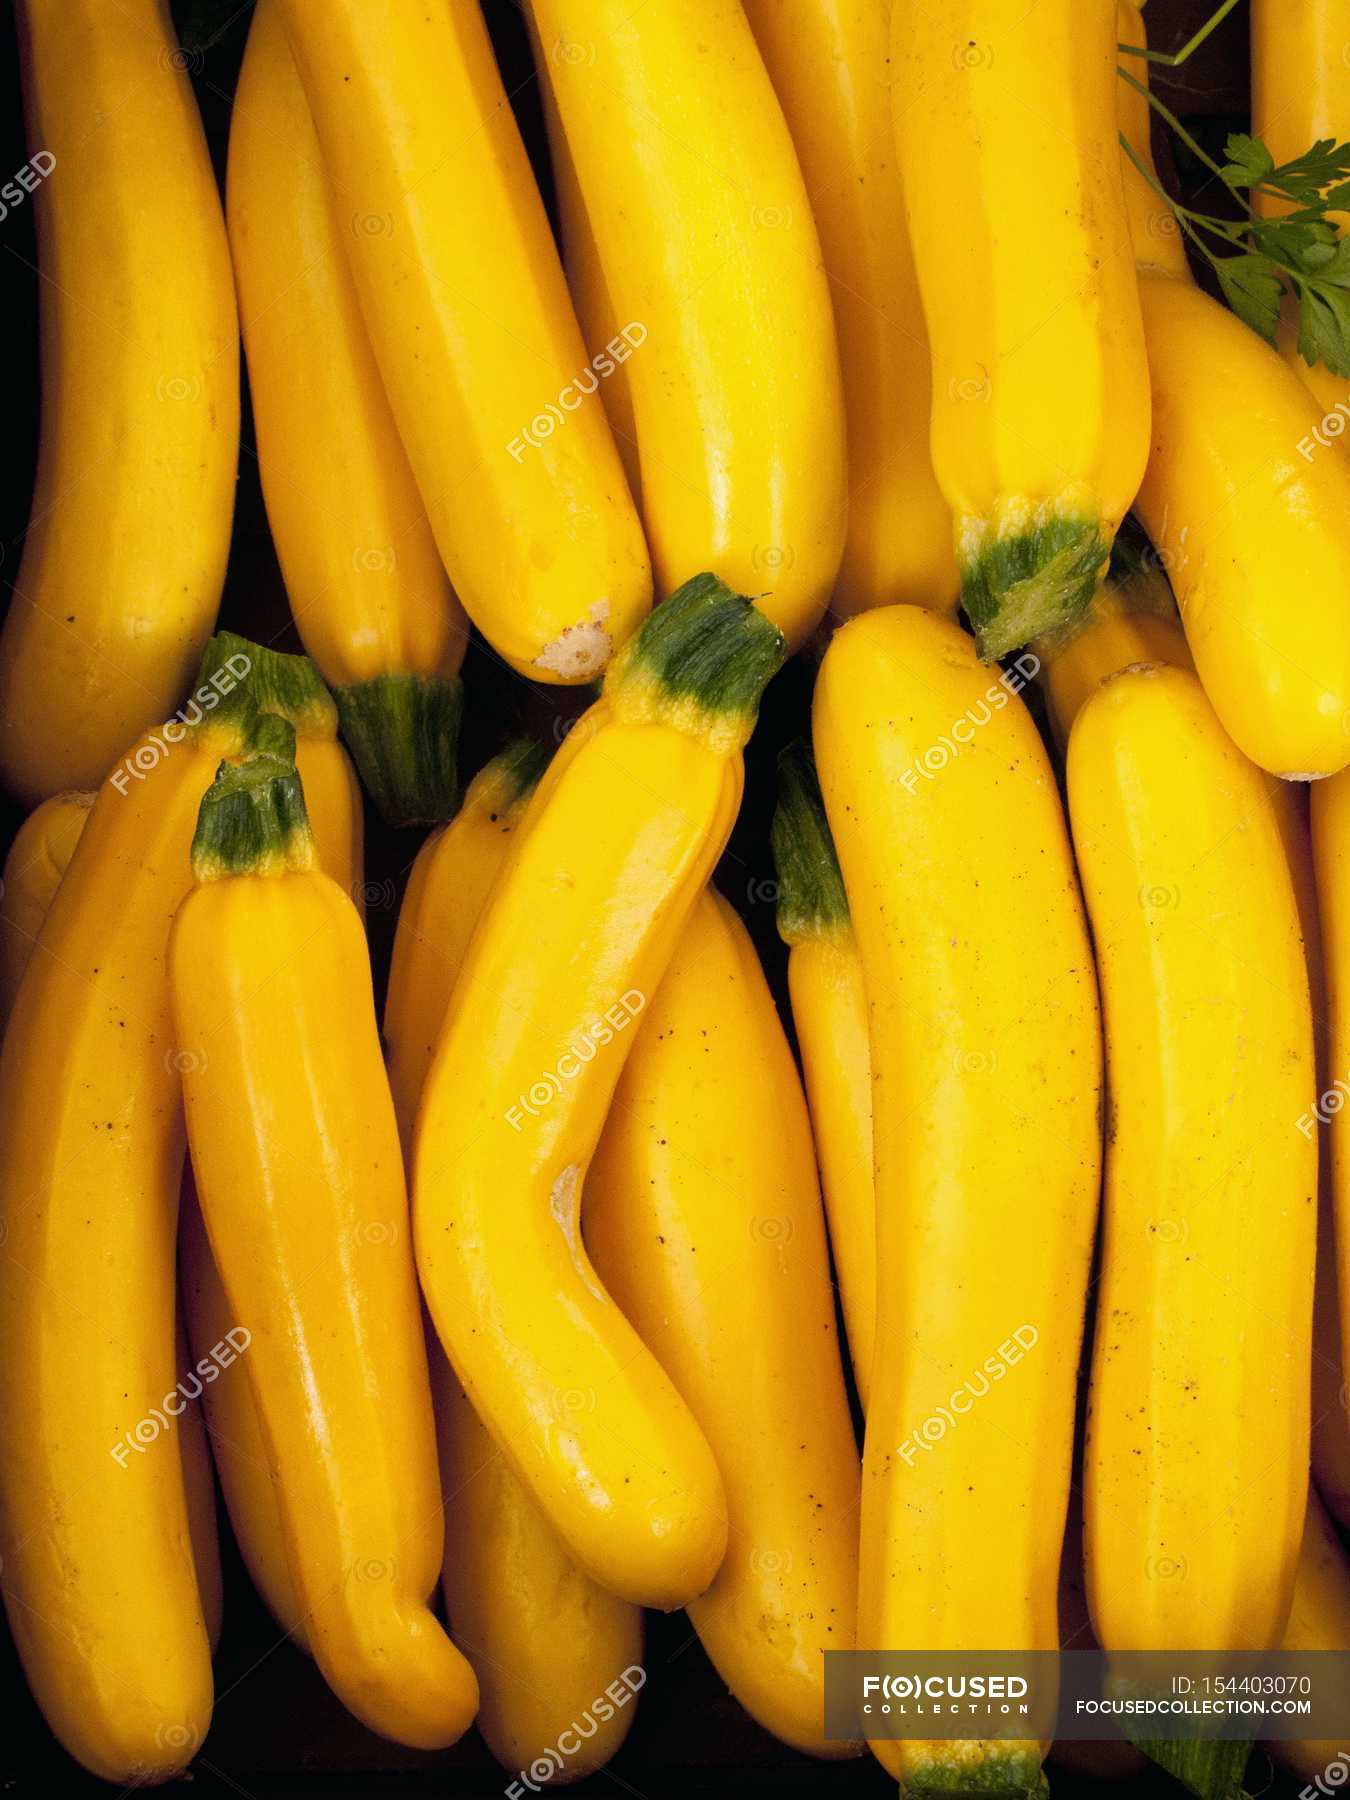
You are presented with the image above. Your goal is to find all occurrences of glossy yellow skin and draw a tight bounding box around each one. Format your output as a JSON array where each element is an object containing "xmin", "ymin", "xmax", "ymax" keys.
[
  {"xmin": 172, "ymin": 867, "xmax": 477, "ymax": 1749},
  {"xmin": 414, "ymin": 693, "xmax": 745, "ymax": 1610},
  {"xmin": 277, "ymin": 0, "xmax": 649, "ymax": 684},
  {"xmin": 741, "ymin": 0, "xmax": 956, "ymax": 619},
  {"xmin": 1134, "ymin": 271, "xmax": 1350, "ymax": 779},
  {"xmin": 0, "ymin": 731, "xmax": 236, "ymax": 1783},
  {"xmin": 1252, "ymin": 0, "xmax": 1350, "ymax": 416},
  {"xmin": 228, "ymin": 2, "xmax": 467, "ymax": 694},
  {"xmin": 177, "ymin": 751, "xmax": 360, "ymax": 1656},
  {"xmin": 1040, "ymin": 577, "xmax": 1350, "ymax": 1542},
  {"xmin": 528, "ymin": 0, "xmax": 846, "ymax": 650},
  {"xmin": 1115, "ymin": 1, "xmax": 1190, "ymax": 279},
  {"xmin": 891, "ymin": 0, "xmax": 1149, "ymax": 606},
  {"xmin": 0, "ymin": 683, "xmax": 362, "ymax": 1780},
  {"xmin": 295, "ymin": 737, "xmax": 364, "ymax": 912},
  {"xmin": 180, "ymin": 1180, "xmax": 308, "ymax": 1651},
  {"xmin": 385, "ymin": 763, "xmax": 534, "ymax": 1153},
  {"xmin": 1270, "ymin": 1490, "xmax": 1350, "ymax": 1782},
  {"xmin": 0, "ymin": 788, "xmax": 94, "ymax": 1023},
  {"xmin": 1071, "ymin": 667, "xmax": 1315, "ymax": 1650},
  {"xmin": 587, "ymin": 891, "xmax": 860, "ymax": 1756},
  {"xmin": 0, "ymin": 1, "xmax": 238, "ymax": 806},
  {"xmin": 784, "ymin": 928, "xmax": 876, "ymax": 1408},
  {"xmin": 383, "ymin": 753, "xmax": 644, "ymax": 1780},
  {"xmin": 814, "ymin": 606, "xmax": 1101, "ymax": 1792},
  {"xmin": 435, "ymin": 1357, "xmax": 645, "ymax": 1781},
  {"xmin": 1037, "ymin": 571, "xmax": 1193, "ymax": 753},
  {"xmin": 0, "ymin": 750, "xmax": 350, "ymax": 1665},
  {"xmin": 531, "ymin": 29, "xmax": 639, "ymax": 505}
]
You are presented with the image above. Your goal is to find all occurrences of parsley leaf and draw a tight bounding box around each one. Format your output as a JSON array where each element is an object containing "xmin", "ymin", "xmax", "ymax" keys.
[
  {"xmin": 1214, "ymin": 253, "xmax": 1284, "ymax": 344},
  {"xmin": 1218, "ymin": 133, "xmax": 1274, "ymax": 188},
  {"xmin": 1294, "ymin": 283, "xmax": 1350, "ymax": 378}
]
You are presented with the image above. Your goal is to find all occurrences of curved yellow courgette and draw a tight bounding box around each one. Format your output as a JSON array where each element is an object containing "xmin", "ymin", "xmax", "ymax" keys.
[
  {"xmin": 384, "ymin": 739, "xmax": 644, "ymax": 1780},
  {"xmin": 414, "ymin": 576, "xmax": 785, "ymax": 1609},
  {"xmin": 527, "ymin": 0, "xmax": 846, "ymax": 649},
  {"xmin": 770, "ymin": 741, "xmax": 875, "ymax": 1406},
  {"xmin": 0, "ymin": 0, "xmax": 238, "ymax": 805},
  {"xmin": 385, "ymin": 742, "xmax": 548, "ymax": 1153},
  {"xmin": 171, "ymin": 731, "xmax": 478, "ymax": 1750},
  {"xmin": 228, "ymin": 0, "xmax": 469, "ymax": 826},
  {"xmin": 891, "ymin": 0, "xmax": 1150, "ymax": 657},
  {"xmin": 586, "ymin": 888, "xmax": 860, "ymax": 1757},
  {"xmin": 1133, "ymin": 270, "xmax": 1350, "ymax": 780},
  {"xmin": 1070, "ymin": 665, "xmax": 1315, "ymax": 1650},
  {"xmin": 276, "ymin": 0, "xmax": 650, "ymax": 684},
  {"xmin": 815, "ymin": 605, "xmax": 1101, "ymax": 1795}
]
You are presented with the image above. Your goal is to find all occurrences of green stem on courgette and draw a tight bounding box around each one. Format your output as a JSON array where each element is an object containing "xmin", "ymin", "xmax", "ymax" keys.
[
  {"xmin": 463, "ymin": 736, "xmax": 551, "ymax": 824},
  {"xmin": 190, "ymin": 715, "xmax": 316, "ymax": 883},
  {"xmin": 1129, "ymin": 1736, "xmax": 1252, "ymax": 1800},
  {"xmin": 899, "ymin": 1745, "xmax": 1050, "ymax": 1800},
  {"xmin": 333, "ymin": 672, "xmax": 462, "ymax": 828},
  {"xmin": 190, "ymin": 630, "xmax": 338, "ymax": 746},
  {"xmin": 962, "ymin": 514, "xmax": 1110, "ymax": 663},
  {"xmin": 771, "ymin": 740, "xmax": 849, "ymax": 946},
  {"xmin": 607, "ymin": 572, "xmax": 786, "ymax": 745}
]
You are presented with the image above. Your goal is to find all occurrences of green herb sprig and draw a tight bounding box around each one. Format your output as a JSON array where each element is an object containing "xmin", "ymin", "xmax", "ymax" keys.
[{"xmin": 1117, "ymin": 58, "xmax": 1350, "ymax": 378}]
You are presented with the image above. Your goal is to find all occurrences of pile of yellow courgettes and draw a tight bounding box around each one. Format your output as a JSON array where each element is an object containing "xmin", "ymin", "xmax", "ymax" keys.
[{"xmin": 0, "ymin": 1, "xmax": 1349, "ymax": 1795}]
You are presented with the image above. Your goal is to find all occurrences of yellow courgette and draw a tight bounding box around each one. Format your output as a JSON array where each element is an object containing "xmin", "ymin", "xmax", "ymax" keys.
[
  {"xmin": 1035, "ymin": 560, "xmax": 1192, "ymax": 753},
  {"xmin": 890, "ymin": 0, "xmax": 1150, "ymax": 657},
  {"xmin": 527, "ymin": 0, "xmax": 846, "ymax": 649},
  {"xmin": 1115, "ymin": 1, "xmax": 1191, "ymax": 279},
  {"xmin": 1251, "ymin": 0, "xmax": 1350, "ymax": 418},
  {"xmin": 771, "ymin": 741, "xmax": 875, "ymax": 1405},
  {"xmin": 815, "ymin": 605, "xmax": 1101, "ymax": 1795},
  {"xmin": 383, "ymin": 739, "xmax": 644, "ymax": 1779},
  {"xmin": 277, "ymin": 0, "xmax": 651, "ymax": 684},
  {"xmin": 171, "ymin": 728, "xmax": 478, "ymax": 1749},
  {"xmin": 180, "ymin": 1177, "xmax": 308, "ymax": 1651},
  {"xmin": 0, "ymin": 0, "xmax": 238, "ymax": 804},
  {"xmin": 414, "ymin": 575, "xmax": 785, "ymax": 1609},
  {"xmin": 742, "ymin": 0, "xmax": 958, "ymax": 617},
  {"xmin": 1133, "ymin": 269, "xmax": 1350, "ymax": 779},
  {"xmin": 1268, "ymin": 1489, "xmax": 1350, "ymax": 1784},
  {"xmin": 587, "ymin": 889, "xmax": 860, "ymax": 1756},
  {"xmin": 385, "ymin": 742, "xmax": 548, "ymax": 1152},
  {"xmin": 228, "ymin": 0, "xmax": 469, "ymax": 825},
  {"xmin": 0, "ymin": 636, "xmax": 343, "ymax": 1782},
  {"xmin": 1070, "ymin": 665, "xmax": 1315, "ymax": 1650}
]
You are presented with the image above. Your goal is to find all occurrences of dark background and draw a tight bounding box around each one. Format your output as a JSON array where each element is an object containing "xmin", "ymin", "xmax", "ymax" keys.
[{"xmin": 0, "ymin": 3, "xmax": 1306, "ymax": 1796}]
